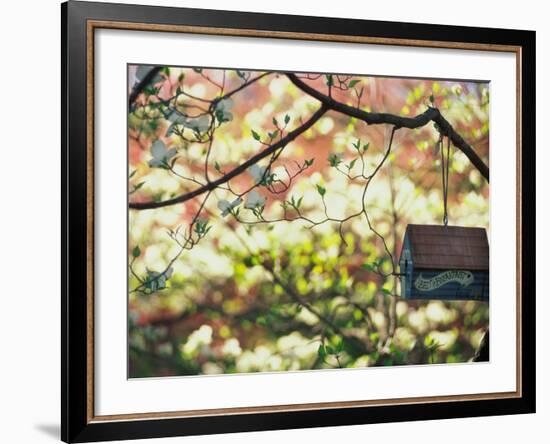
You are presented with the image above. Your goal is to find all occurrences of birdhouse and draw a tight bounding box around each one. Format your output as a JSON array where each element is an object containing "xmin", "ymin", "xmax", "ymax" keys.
[{"xmin": 399, "ymin": 225, "xmax": 489, "ymax": 301}]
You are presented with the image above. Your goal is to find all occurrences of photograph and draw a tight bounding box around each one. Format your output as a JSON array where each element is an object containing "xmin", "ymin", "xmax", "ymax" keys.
[
  {"xmin": 127, "ymin": 65, "xmax": 490, "ymax": 378},
  {"xmin": 56, "ymin": 1, "xmax": 536, "ymax": 441}
]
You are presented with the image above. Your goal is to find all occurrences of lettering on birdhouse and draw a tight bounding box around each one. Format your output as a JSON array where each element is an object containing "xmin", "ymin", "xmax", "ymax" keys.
[{"xmin": 399, "ymin": 225, "xmax": 489, "ymax": 301}]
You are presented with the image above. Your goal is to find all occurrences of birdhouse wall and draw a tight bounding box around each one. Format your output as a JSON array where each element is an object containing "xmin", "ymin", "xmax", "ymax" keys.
[{"xmin": 402, "ymin": 269, "xmax": 489, "ymax": 301}]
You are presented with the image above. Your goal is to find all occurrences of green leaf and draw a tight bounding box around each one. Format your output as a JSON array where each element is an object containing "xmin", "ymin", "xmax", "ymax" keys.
[
  {"xmin": 133, "ymin": 181, "xmax": 145, "ymax": 192},
  {"xmin": 361, "ymin": 263, "xmax": 376, "ymax": 272},
  {"xmin": 251, "ymin": 130, "xmax": 261, "ymax": 141},
  {"xmin": 325, "ymin": 345, "xmax": 335, "ymax": 355},
  {"xmin": 132, "ymin": 246, "xmax": 141, "ymax": 258},
  {"xmin": 347, "ymin": 158, "xmax": 357, "ymax": 170},
  {"xmin": 363, "ymin": 142, "xmax": 370, "ymax": 152},
  {"xmin": 316, "ymin": 185, "xmax": 326, "ymax": 196},
  {"xmin": 381, "ymin": 288, "xmax": 392, "ymax": 296},
  {"xmin": 129, "ymin": 169, "xmax": 137, "ymax": 179},
  {"xmin": 272, "ymin": 117, "xmax": 278, "ymax": 126},
  {"xmin": 304, "ymin": 158, "xmax": 315, "ymax": 167},
  {"xmin": 284, "ymin": 114, "xmax": 290, "ymax": 125},
  {"xmin": 328, "ymin": 153, "xmax": 343, "ymax": 167},
  {"xmin": 429, "ymin": 93, "xmax": 435, "ymax": 104},
  {"xmin": 214, "ymin": 161, "xmax": 221, "ymax": 172},
  {"xmin": 318, "ymin": 344, "xmax": 327, "ymax": 359},
  {"xmin": 349, "ymin": 79, "xmax": 360, "ymax": 88},
  {"xmin": 243, "ymin": 256, "xmax": 256, "ymax": 267}
]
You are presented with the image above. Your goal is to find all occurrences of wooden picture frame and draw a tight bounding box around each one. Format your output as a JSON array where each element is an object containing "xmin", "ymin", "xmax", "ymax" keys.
[{"xmin": 62, "ymin": 1, "xmax": 536, "ymax": 442}]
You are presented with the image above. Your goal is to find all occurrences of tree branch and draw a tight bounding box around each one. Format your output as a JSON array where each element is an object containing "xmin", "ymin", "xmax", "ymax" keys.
[
  {"xmin": 129, "ymin": 71, "xmax": 489, "ymax": 211},
  {"xmin": 128, "ymin": 66, "xmax": 163, "ymax": 110},
  {"xmin": 129, "ymin": 104, "xmax": 329, "ymax": 210},
  {"xmin": 268, "ymin": 270, "xmax": 370, "ymax": 355},
  {"xmin": 285, "ymin": 73, "xmax": 489, "ymax": 182}
]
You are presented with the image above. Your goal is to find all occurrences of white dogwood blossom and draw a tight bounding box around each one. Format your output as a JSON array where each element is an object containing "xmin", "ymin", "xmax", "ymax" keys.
[
  {"xmin": 166, "ymin": 111, "xmax": 210, "ymax": 136},
  {"xmin": 244, "ymin": 190, "xmax": 266, "ymax": 209},
  {"xmin": 248, "ymin": 164, "xmax": 268, "ymax": 183},
  {"xmin": 148, "ymin": 140, "xmax": 177, "ymax": 168},
  {"xmin": 214, "ymin": 98, "xmax": 234, "ymax": 122},
  {"xmin": 217, "ymin": 198, "xmax": 243, "ymax": 217}
]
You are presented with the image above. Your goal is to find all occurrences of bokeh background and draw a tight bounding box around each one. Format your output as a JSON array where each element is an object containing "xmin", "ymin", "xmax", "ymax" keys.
[{"xmin": 127, "ymin": 66, "xmax": 489, "ymax": 378}]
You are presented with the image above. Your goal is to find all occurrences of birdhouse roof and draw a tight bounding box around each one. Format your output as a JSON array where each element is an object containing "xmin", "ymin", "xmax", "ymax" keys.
[{"xmin": 401, "ymin": 224, "xmax": 489, "ymax": 271}]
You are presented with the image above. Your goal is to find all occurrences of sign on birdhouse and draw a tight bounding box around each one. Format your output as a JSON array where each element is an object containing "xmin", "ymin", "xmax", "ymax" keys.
[{"xmin": 399, "ymin": 225, "xmax": 489, "ymax": 301}]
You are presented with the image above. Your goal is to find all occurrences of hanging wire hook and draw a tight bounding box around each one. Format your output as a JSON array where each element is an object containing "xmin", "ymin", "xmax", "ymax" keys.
[{"xmin": 440, "ymin": 136, "xmax": 452, "ymax": 226}]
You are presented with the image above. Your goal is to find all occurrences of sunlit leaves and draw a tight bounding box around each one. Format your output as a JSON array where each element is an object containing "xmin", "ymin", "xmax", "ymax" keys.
[
  {"xmin": 352, "ymin": 139, "xmax": 369, "ymax": 153},
  {"xmin": 290, "ymin": 195, "xmax": 303, "ymax": 210},
  {"xmin": 267, "ymin": 129, "xmax": 279, "ymax": 140},
  {"xmin": 361, "ymin": 258, "xmax": 383, "ymax": 273},
  {"xmin": 328, "ymin": 153, "xmax": 344, "ymax": 167},
  {"xmin": 129, "ymin": 181, "xmax": 146, "ymax": 195},
  {"xmin": 361, "ymin": 263, "xmax": 376, "ymax": 272},
  {"xmin": 194, "ymin": 218, "xmax": 212, "ymax": 237},
  {"xmin": 318, "ymin": 338, "xmax": 345, "ymax": 364},
  {"xmin": 317, "ymin": 344, "xmax": 327, "ymax": 360},
  {"xmin": 452, "ymin": 84, "xmax": 463, "ymax": 96}
]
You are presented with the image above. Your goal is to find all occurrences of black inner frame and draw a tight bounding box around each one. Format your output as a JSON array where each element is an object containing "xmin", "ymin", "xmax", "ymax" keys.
[{"xmin": 62, "ymin": 1, "xmax": 536, "ymax": 442}]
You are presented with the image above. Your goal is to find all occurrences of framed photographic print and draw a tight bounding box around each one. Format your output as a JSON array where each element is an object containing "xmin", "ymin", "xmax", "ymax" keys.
[{"xmin": 61, "ymin": 0, "xmax": 536, "ymax": 442}]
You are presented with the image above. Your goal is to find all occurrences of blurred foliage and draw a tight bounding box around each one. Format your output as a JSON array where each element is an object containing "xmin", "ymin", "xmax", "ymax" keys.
[{"xmin": 127, "ymin": 66, "xmax": 489, "ymax": 377}]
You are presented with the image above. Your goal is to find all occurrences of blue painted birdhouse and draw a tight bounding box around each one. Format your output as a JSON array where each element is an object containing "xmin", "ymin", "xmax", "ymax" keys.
[{"xmin": 399, "ymin": 225, "xmax": 489, "ymax": 301}]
